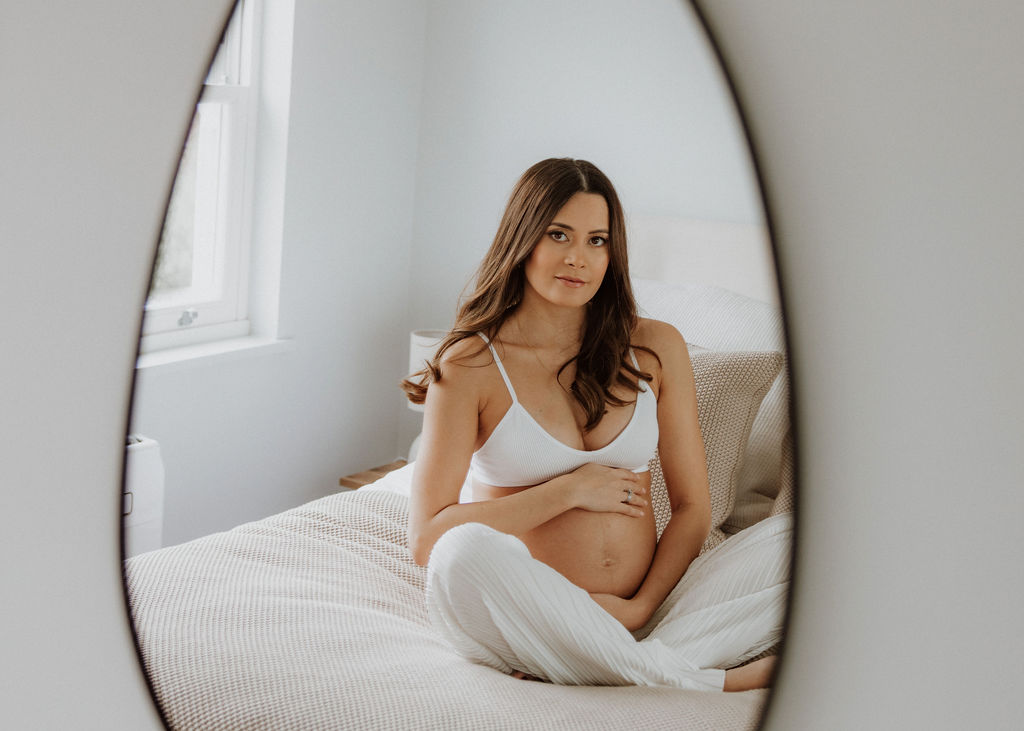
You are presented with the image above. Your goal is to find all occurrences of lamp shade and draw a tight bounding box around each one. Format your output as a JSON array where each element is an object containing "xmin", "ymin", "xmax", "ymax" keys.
[{"xmin": 407, "ymin": 329, "xmax": 447, "ymax": 413}]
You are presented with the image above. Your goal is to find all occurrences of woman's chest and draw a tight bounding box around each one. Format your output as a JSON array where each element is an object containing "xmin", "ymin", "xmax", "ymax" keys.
[{"xmin": 485, "ymin": 377, "xmax": 640, "ymax": 451}]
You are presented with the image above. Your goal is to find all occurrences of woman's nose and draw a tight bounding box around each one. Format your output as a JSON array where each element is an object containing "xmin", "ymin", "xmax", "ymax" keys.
[{"xmin": 564, "ymin": 244, "xmax": 584, "ymax": 267}]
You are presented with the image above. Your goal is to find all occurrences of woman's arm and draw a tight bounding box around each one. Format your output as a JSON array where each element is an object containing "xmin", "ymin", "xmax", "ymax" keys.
[
  {"xmin": 591, "ymin": 320, "xmax": 711, "ymax": 630},
  {"xmin": 407, "ymin": 343, "xmax": 645, "ymax": 566}
]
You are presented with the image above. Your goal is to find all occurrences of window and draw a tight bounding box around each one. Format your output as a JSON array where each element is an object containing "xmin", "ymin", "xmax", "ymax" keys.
[{"xmin": 141, "ymin": 1, "xmax": 259, "ymax": 352}]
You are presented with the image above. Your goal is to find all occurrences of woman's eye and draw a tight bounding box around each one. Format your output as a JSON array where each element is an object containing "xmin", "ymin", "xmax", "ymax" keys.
[
  {"xmin": 549, "ymin": 230, "xmax": 568, "ymax": 242},
  {"xmin": 590, "ymin": 236, "xmax": 607, "ymax": 247}
]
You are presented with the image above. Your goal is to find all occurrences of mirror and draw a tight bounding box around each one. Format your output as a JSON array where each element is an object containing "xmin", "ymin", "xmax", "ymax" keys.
[
  {"xmin": 125, "ymin": 0, "xmax": 791, "ymax": 727},
  {"xmin": 7, "ymin": 0, "xmax": 1023, "ymax": 727}
]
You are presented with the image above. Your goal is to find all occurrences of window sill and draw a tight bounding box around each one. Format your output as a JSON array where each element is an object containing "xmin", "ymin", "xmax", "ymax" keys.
[{"xmin": 135, "ymin": 335, "xmax": 294, "ymax": 374}]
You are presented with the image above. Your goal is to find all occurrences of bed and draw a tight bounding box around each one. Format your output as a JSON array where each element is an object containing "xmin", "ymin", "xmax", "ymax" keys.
[{"xmin": 124, "ymin": 278, "xmax": 792, "ymax": 730}]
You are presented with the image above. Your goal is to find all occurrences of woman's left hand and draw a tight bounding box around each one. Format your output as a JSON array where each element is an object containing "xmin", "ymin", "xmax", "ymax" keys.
[{"xmin": 588, "ymin": 592, "xmax": 654, "ymax": 631}]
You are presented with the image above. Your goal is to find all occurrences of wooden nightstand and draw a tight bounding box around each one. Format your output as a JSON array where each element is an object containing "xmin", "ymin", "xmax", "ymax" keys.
[{"xmin": 338, "ymin": 459, "xmax": 408, "ymax": 490}]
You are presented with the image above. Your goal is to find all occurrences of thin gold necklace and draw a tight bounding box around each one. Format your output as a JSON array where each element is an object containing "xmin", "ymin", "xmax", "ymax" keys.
[{"xmin": 515, "ymin": 316, "xmax": 577, "ymax": 389}]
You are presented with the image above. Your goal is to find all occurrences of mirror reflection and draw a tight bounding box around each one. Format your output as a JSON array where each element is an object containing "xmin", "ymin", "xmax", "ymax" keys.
[{"xmin": 124, "ymin": 1, "xmax": 792, "ymax": 728}]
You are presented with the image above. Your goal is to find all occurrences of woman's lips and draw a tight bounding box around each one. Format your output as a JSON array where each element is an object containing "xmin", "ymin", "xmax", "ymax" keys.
[{"xmin": 556, "ymin": 276, "xmax": 585, "ymax": 288}]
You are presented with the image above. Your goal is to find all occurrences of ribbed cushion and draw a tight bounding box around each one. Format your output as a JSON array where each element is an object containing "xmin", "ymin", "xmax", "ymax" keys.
[
  {"xmin": 633, "ymin": 279, "xmax": 791, "ymax": 533},
  {"xmin": 126, "ymin": 488, "xmax": 768, "ymax": 730},
  {"xmin": 648, "ymin": 349, "xmax": 783, "ymax": 553},
  {"xmin": 768, "ymin": 430, "xmax": 795, "ymax": 517}
]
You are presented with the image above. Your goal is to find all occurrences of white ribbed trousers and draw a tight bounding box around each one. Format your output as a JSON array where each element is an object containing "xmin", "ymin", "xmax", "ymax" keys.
[{"xmin": 425, "ymin": 513, "xmax": 792, "ymax": 691}]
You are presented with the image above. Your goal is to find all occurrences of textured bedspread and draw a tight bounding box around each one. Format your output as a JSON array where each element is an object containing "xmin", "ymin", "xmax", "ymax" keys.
[{"xmin": 125, "ymin": 488, "xmax": 767, "ymax": 730}]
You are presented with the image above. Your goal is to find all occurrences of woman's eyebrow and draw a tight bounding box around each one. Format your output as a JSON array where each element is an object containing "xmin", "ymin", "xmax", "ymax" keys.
[{"xmin": 549, "ymin": 221, "xmax": 610, "ymax": 234}]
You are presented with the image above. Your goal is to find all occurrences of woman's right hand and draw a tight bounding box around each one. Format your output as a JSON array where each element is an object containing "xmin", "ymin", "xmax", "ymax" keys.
[{"xmin": 564, "ymin": 463, "xmax": 647, "ymax": 517}]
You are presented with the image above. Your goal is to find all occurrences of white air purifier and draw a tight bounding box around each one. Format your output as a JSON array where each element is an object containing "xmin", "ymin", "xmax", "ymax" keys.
[{"xmin": 123, "ymin": 434, "xmax": 165, "ymax": 558}]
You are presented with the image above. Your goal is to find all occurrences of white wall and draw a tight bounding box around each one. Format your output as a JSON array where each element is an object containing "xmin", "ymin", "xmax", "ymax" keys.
[
  {"xmin": 132, "ymin": 0, "xmax": 427, "ymax": 546},
  {"xmin": 399, "ymin": 0, "xmax": 763, "ymax": 452},
  {"xmin": 134, "ymin": 0, "xmax": 762, "ymax": 546},
  {"xmin": 409, "ymin": 0, "xmax": 760, "ymax": 323}
]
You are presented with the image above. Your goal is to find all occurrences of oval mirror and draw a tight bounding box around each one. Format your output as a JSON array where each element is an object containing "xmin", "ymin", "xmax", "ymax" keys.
[{"xmin": 123, "ymin": 1, "xmax": 793, "ymax": 727}]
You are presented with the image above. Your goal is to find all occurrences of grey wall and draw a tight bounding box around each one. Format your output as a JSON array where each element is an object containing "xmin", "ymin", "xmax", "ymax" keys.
[
  {"xmin": 2, "ymin": 2, "xmax": 235, "ymax": 727},
  {"xmin": 696, "ymin": 2, "xmax": 1024, "ymax": 729},
  {"xmin": 3, "ymin": 0, "xmax": 1023, "ymax": 728}
]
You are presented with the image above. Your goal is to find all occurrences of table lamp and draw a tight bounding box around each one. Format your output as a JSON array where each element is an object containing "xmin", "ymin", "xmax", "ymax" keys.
[{"xmin": 406, "ymin": 329, "xmax": 446, "ymax": 457}]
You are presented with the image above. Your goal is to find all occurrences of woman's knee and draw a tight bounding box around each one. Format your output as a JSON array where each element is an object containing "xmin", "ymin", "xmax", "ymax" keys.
[
  {"xmin": 427, "ymin": 523, "xmax": 521, "ymax": 584},
  {"xmin": 431, "ymin": 522, "xmax": 498, "ymax": 560}
]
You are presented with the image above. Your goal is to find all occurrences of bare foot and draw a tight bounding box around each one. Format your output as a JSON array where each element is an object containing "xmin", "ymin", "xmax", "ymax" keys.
[
  {"xmin": 722, "ymin": 656, "xmax": 777, "ymax": 692},
  {"xmin": 510, "ymin": 670, "xmax": 546, "ymax": 682}
]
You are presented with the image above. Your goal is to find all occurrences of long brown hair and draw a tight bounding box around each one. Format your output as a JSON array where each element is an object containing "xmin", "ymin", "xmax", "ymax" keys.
[{"xmin": 401, "ymin": 158, "xmax": 655, "ymax": 431}]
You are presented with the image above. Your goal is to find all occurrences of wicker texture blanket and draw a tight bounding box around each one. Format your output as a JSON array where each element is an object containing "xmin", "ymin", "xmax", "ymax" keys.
[{"xmin": 125, "ymin": 488, "xmax": 767, "ymax": 730}]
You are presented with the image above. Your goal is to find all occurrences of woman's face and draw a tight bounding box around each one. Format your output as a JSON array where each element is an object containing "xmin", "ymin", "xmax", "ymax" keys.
[{"xmin": 522, "ymin": 192, "xmax": 610, "ymax": 310}]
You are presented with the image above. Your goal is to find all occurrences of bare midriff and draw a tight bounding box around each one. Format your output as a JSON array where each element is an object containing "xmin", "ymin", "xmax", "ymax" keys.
[{"xmin": 473, "ymin": 470, "xmax": 657, "ymax": 597}]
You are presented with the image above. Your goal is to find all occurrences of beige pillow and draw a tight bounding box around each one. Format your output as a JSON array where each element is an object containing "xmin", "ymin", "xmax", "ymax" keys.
[
  {"xmin": 768, "ymin": 428, "xmax": 795, "ymax": 517},
  {"xmin": 647, "ymin": 349, "xmax": 783, "ymax": 554},
  {"xmin": 633, "ymin": 278, "xmax": 790, "ymax": 535}
]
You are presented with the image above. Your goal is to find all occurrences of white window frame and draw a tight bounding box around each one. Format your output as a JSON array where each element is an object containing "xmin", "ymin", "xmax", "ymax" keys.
[{"xmin": 140, "ymin": 0, "xmax": 260, "ymax": 353}]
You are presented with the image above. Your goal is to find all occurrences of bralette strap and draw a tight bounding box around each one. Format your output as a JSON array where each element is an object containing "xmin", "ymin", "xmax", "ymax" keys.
[
  {"xmin": 477, "ymin": 333, "xmax": 519, "ymax": 403},
  {"xmin": 629, "ymin": 347, "xmax": 647, "ymax": 392}
]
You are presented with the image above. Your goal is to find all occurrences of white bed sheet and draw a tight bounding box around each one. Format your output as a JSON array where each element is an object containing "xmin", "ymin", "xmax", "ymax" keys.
[
  {"xmin": 362, "ymin": 460, "xmax": 474, "ymax": 503},
  {"xmin": 125, "ymin": 482, "xmax": 768, "ymax": 730}
]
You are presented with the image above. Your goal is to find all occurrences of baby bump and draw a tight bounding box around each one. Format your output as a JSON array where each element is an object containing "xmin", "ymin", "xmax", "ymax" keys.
[{"xmin": 520, "ymin": 472, "xmax": 657, "ymax": 597}]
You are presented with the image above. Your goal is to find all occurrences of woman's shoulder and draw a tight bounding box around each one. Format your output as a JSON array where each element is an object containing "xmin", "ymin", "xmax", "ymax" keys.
[
  {"xmin": 436, "ymin": 334, "xmax": 497, "ymax": 387},
  {"xmin": 633, "ymin": 317, "xmax": 687, "ymax": 353},
  {"xmin": 631, "ymin": 319, "xmax": 691, "ymax": 393}
]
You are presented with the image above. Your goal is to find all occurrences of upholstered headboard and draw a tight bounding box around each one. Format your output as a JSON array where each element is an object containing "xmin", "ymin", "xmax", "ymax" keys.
[{"xmin": 627, "ymin": 215, "xmax": 779, "ymax": 307}]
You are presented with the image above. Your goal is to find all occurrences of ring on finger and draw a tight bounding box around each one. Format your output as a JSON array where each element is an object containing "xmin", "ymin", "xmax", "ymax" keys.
[{"xmin": 625, "ymin": 488, "xmax": 633, "ymax": 502}]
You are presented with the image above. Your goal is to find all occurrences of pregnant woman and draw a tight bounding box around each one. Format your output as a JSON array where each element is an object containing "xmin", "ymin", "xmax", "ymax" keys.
[{"xmin": 403, "ymin": 158, "xmax": 791, "ymax": 692}]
